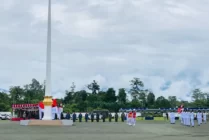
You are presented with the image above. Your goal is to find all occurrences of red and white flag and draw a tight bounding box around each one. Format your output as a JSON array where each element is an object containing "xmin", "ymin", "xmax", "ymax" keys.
[{"xmin": 177, "ymin": 104, "xmax": 184, "ymax": 113}]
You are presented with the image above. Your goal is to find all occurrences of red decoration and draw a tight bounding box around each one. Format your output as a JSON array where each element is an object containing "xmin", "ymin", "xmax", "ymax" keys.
[
  {"xmin": 12, "ymin": 104, "xmax": 39, "ymax": 109},
  {"xmin": 177, "ymin": 104, "xmax": 184, "ymax": 114},
  {"xmin": 12, "ymin": 100, "xmax": 58, "ymax": 110},
  {"xmin": 39, "ymin": 102, "xmax": 44, "ymax": 109},
  {"xmin": 52, "ymin": 99, "xmax": 57, "ymax": 107}
]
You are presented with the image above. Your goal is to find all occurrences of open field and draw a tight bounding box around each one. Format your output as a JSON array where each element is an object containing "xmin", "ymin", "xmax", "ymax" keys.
[{"xmin": 0, "ymin": 120, "xmax": 208, "ymax": 140}]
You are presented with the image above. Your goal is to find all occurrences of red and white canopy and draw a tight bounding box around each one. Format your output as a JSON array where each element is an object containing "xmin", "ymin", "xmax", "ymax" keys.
[{"xmin": 12, "ymin": 104, "xmax": 39, "ymax": 109}]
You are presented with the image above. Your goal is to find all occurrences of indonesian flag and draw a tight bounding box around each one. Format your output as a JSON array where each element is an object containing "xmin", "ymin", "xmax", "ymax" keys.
[{"xmin": 177, "ymin": 104, "xmax": 184, "ymax": 114}]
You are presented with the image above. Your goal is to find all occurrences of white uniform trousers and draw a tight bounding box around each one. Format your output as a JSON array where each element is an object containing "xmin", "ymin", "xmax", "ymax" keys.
[
  {"xmin": 203, "ymin": 116, "xmax": 206, "ymax": 124},
  {"xmin": 131, "ymin": 118, "xmax": 136, "ymax": 126},
  {"xmin": 190, "ymin": 118, "xmax": 194, "ymax": 127},
  {"xmin": 197, "ymin": 118, "xmax": 201, "ymax": 125}
]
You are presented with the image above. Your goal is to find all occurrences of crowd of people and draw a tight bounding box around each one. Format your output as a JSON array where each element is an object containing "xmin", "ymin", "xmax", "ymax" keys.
[
  {"xmin": 65, "ymin": 112, "xmax": 126, "ymax": 123},
  {"xmin": 170, "ymin": 110, "xmax": 208, "ymax": 127},
  {"xmin": 57, "ymin": 109, "xmax": 208, "ymax": 128},
  {"xmin": 64, "ymin": 110, "xmax": 138, "ymax": 126}
]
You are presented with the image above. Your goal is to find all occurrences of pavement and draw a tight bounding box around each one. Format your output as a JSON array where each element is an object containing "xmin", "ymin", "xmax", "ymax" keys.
[{"xmin": 0, "ymin": 120, "xmax": 208, "ymax": 140}]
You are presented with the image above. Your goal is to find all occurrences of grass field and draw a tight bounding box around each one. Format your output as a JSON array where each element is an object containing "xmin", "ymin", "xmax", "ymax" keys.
[{"xmin": 0, "ymin": 120, "xmax": 208, "ymax": 140}]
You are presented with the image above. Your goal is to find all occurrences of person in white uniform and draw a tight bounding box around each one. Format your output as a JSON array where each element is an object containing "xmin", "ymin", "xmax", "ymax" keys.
[
  {"xmin": 185, "ymin": 110, "xmax": 189, "ymax": 126},
  {"xmin": 200, "ymin": 111, "xmax": 203, "ymax": 124},
  {"xmin": 190, "ymin": 110, "xmax": 194, "ymax": 127},
  {"xmin": 172, "ymin": 111, "xmax": 176, "ymax": 124},
  {"xmin": 126, "ymin": 112, "xmax": 129, "ymax": 124},
  {"xmin": 169, "ymin": 111, "xmax": 173, "ymax": 124},
  {"xmin": 203, "ymin": 111, "xmax": 207, "ymax": 124},
  {"xmin": 197, "ymin": 110, "xmax": 202, "ymax": 126},
  {"xmin": 180, "ymin": 111, "xmax": 183, "ymax": 125},
  {"xmin": 187, "ymin": 110, "xmax": 191, "ymax": 126},
  {"xmin": 182, "ymin": 111, "xmax": 185, "ymax": 125}
]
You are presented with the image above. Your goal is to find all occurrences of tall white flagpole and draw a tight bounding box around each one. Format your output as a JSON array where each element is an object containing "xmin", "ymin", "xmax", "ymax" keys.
[{"xmin": 42, "ymin": 0, "xmax": 53, "ymax": 120}]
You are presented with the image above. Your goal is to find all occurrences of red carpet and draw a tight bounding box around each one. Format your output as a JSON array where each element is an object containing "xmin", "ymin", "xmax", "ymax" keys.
[{"xmin": 11, "ymin": 118, "xmax": 36, "ymax": 121}]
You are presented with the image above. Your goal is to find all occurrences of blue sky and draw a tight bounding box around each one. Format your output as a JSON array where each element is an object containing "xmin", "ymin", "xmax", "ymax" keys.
[{"xmin": 0, "ymin": 0, "xmax": 209, "ymax": 100}]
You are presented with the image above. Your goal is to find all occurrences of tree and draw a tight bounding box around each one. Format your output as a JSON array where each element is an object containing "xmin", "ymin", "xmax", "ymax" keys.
[
  {"xmin": 147, "ymin": 92, "xmax": 155, "ymax": 107},
  {"xmin": 70, "ymin": 82, "xmax": 76, "ymax": 93},
  {"xmin": 9, "ymin": 86, "xmax": 24, "ymax": 104},
  {"xmin": 23, "ymin": 79, "xmax": 44, "ymax": 103},
  {"xmin": 118, "ymin": 88, "xmax": 127, "ymax": 104},
  {"xmin": 139, "ymin": 89, "xmax": 148, "ymax": 107},
  {"xmin": 129, "ymin": 77, "xmax": 144, "ymax": 99},
  {"xmin": 71, "ymin": 90, "xmax": 88, "ymax": 111},
  {"xmin": 104, "ymin": 88, "xmax": 117, "ymax": 103},
  {"xmin": 86, "ymin": 94, "xmax": 98, "ymax": 109},
  {"xmin": 64, "ymin": 82, "xmax": 76, "ymax": 104},
  {"xmin": 155, "ymin": 96, "xmax": 171, "ymax": 108},
  {"xmin": 206, "ymin": 93, "xmax": 209, "ymax": 107},
  {"xmin": 0, "ymin": 92, "xmax": 10, "ymax": 111},
  {"xmin": 87, "ymin": 80, "xmax": 100, "ymax": 94},
  {"xmin": 192, "ymin": 89, "xmax": 207, "ymax": 107},
  {"xmin": 63, "ymin": 90, "xmax": 73, "ymax": 104},
  {"xmin": 130, "ymin": 99, "xmax": 141, "ymax": 108},
  {"xmin": 168, "ymin": 96, "xmax": 177, "ymax": 108}
]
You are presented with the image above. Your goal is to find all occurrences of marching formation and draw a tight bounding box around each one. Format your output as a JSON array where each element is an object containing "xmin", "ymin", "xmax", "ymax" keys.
[{"xmin": 170, "ymin": 110, "xmax": 208, "ymax": 127}]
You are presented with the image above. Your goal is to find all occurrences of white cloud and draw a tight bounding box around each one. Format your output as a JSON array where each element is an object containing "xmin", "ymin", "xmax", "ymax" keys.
[{"xmin": 0, "ymin": 0, "xmax": 209, "ymax": 100}]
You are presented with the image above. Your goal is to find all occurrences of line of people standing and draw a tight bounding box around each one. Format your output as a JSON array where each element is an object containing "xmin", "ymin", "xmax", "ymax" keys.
[
  {"xmin": 179, "ymin": 110, "xmax": 207, "ymax": 127},
  {"xmin": 65, "ymin": 112, "xmax": 126, "ymax": 123}
]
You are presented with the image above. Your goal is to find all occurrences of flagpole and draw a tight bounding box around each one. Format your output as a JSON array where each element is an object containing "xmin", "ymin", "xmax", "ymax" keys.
[{"xmin": 42, "ymin": 0, "xmax": 53, "ymax": 120}]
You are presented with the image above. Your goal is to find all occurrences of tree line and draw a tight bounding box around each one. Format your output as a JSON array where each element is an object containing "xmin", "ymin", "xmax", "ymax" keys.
[{"xmin": 0, "ymin": 78, "xmax": 209, "ymax": 112}]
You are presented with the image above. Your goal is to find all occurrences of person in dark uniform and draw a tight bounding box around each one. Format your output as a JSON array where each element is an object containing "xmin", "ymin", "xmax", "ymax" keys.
[
  {"xmin": 91, "ymin": 113, "xmax": 94, "ymax": 122},
  {"xmin": 121, "ymin": 112, "xmax": 125, "ymax": 122},
  {"xmin": 102, "ymin": 113, "xmax": 106, "ymax": 122},
  {"xmin": 166, "ymin": 112, "xmax": 168, "ymax": 120},
  {"xmin": 66, "ymin": 112, "xmax": 71, "ymax": 120},
  {"xmin": 53, "ymin": 114, "xmax": 57, "ymax": 120},
  {"xmin": 115, "ymin": 112, "xmax": 118, "ymax": 122},
  {"xmin": 61, "ymin": 113, "xmax": 64, "ymax": 120},
  {"xmin": 72, "ymin": 112, "xmax": 76, "ymax": 122},
  {"xmin": 79, "ymin": 113, "xmax": 82, "ymax": 122},
  {"xmin": 96, "ymin": 113, "xmax": 100, "ymax": 122},
  {"xmin": 85, "ymin": 113, "xmax": 89, "ymax": 122},
  {"xmin": 109, "ymin": 113, "xmax": 112, "ymax": 122}
]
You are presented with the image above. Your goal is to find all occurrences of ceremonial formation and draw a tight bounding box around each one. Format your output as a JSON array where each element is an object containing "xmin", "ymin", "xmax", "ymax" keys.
[
  {"xmin": 10, "ymin": 103, "xmax": 208, "ymax": 128},
  {"xmin": 169, "ymin": 105, "xmax": 208, "ymax": 127},
  {"xmin": 179, "ymin": 110, "xmax": 207, "ymax": 127},
  {"xmin": 1, "ymin": 0, "xmax": 207, "ymax": 128}
]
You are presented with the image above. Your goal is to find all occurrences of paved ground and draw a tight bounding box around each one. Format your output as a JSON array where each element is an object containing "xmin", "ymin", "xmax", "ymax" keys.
[{"xmin": 0, "ymin": 120, "xmax": 208, "ymax": 140}]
